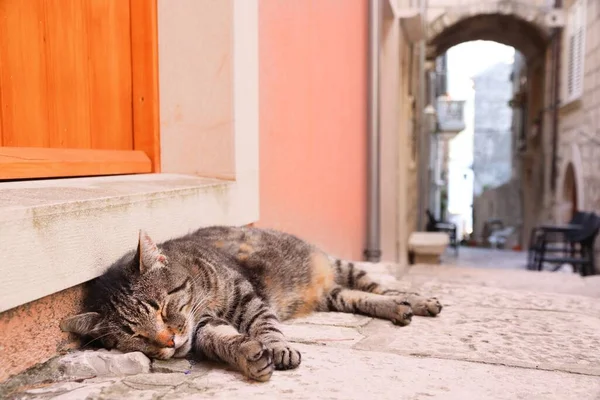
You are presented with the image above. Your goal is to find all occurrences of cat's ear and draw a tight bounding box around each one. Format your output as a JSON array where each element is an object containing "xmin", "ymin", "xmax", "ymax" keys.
[
  {"xmin": 60, "ymin": 312, "xmax": 102, "ymax": 336},
  {"xmin": 136, "ymin": 230, "xmax": 168, "ymax": 274}
]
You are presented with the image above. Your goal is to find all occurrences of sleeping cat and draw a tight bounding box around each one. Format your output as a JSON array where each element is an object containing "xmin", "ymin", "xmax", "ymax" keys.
[{"xmin": 61, "ymin": 226, "xmax": 442, "ymax": 382}]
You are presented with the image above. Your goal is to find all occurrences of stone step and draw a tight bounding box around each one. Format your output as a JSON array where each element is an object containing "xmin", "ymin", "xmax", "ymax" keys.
[{"xmin": 0, "ymin": 173, "xmax": 255, "ymax": 313}]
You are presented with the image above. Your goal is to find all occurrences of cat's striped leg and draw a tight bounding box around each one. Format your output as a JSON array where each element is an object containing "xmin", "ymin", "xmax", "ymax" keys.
[
  {"xmin": 192, "ymin": 315, "xmax": 274, "ymax": 382},
  {"xmin": 332, "ymin": 259, "xmax": 443, "ymax": 317},
  {"xmin": 318, "ymin": 285, "xmax": 414, "ymax": 326},
  {"xmin": 236, "ymin": 299, "xmax": 301, "ymax": 371}
]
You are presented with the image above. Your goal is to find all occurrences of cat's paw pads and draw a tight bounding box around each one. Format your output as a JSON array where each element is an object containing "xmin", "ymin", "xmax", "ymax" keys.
[
  {"xmin": 391, "ymin": 301, "xmax": 413, "ymax": 326},
  {"xmin": 412, "ymin": 297, "xmax": 443, "ymax": 317},
  {"xmin": 271, "ymin": 345, "xmax": 302, "ymax": 370},
  {"xmin": 238, "ymin": 340, "xmax": 274, "ymax": 382}
]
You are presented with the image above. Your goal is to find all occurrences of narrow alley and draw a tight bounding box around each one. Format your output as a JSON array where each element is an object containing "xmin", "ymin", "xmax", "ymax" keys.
[{"xmin": 1, "ymin": 0, "xmax": 599, "ymax": 399}]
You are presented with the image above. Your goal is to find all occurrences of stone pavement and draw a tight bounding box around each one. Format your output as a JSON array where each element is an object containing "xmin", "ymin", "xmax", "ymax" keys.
[
  {"xmin": 2, "ymin": 263, "xmax": 600, "ymax": 400},
  {"xmin": 441, "ymin": 247, "xmax": 528, "ymax": 270}
]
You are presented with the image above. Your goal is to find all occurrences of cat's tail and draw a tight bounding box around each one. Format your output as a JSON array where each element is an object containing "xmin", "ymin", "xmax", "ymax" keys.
[{"xmin": 326, "ymin": 255, "xmax": 396, "ymax": 294}]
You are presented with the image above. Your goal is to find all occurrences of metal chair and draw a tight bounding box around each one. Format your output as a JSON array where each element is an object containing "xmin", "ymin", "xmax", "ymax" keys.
[
  {"xmin": 529, "ymin": 212, "xmax": 600, "ymax": 276},
  {"xmin": 526, "ymin": 211, "xmax": 589, "ymax": 270}
]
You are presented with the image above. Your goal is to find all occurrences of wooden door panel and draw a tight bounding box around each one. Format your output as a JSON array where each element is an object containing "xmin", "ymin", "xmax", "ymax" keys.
[
  {"xmin": 85, "ymin": 0, "xmax": 134, "ymax": 151},
  {"xmin": 0, "ymin": 0, "xmax": 159, "ymax": 180},
  {"xmin": 44, "ymin": 0, "xmax": 92, "ymax": 149},
  {"xmin": 0, "ymin": 0, "xmax": 50, "ymax": 147}
]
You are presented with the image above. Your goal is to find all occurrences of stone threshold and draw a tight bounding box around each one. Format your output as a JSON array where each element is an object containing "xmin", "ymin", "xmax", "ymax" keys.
[{"xmin": 0, "ymin": 173, "xmax": 254, "ymax": 313}]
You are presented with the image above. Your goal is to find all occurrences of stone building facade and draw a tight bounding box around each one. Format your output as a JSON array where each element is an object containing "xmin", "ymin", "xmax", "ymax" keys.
[
  {"xmin": 471, "ymin": 61, "xmax": 523, "ymax": 244},
  {"xmin": 472, "ymin": 62, "xmax": 515, "ymax": 196},
  {"xmin": 555, "ymin": 0, "xmax": 600, "ymax": 222}
]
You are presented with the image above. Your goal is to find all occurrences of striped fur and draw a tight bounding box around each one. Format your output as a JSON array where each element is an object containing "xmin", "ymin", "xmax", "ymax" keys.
[{"xmin": 61, "ymin": 226, "xmax": 442, "ymax": 381}]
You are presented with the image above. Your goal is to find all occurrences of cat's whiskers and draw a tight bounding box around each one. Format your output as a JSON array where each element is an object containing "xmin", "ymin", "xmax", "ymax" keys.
[
  {"xmin": 189, "ymin": 297, "xmax": 210, "ymax": 319},
  {"xmin": 80, "ymin": 329, "xmax": 120, "ymax": 349}
]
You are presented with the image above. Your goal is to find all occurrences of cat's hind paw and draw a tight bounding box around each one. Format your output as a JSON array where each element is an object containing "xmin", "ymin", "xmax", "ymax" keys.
[{"xmin": 411, "ymin": 297, "xmax": 443, "ymax": 317}]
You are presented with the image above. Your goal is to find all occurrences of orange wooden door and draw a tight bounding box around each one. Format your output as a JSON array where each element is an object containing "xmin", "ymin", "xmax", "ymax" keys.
[{"xmin": 0, "ymin": 0, "xmax": 159, "ymax": 180}]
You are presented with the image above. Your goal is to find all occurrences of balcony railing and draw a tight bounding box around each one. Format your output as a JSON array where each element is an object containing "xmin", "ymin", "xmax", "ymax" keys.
[{"xmin": 436, "ymin": 97, "xmax": 466, "ymax": 135}]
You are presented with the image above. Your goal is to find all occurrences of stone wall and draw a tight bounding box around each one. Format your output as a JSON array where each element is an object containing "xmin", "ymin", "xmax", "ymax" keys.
[
  {"xmin": 556, "ymin": 0, "xmax": 600, "ymax": 213},
  {"xmin": 555, "ymin": 0, "xmax": 600, "ymax": 272}
]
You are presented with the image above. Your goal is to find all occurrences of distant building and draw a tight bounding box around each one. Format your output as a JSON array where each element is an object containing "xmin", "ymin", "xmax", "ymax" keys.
[
  {"xmin": 472, "ymin": 62, "xmax": 514, "ymax": 196},
  {"xmin": 471, "ymin": 59, "xmax": 524, "ymax": 245}
]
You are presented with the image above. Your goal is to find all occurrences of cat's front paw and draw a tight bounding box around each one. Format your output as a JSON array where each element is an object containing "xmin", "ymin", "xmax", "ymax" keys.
[
  {"xmin": 391, "ymin": 300, "xmax": 413, "ymax": 326},
  {"xmin": 411, "ymin": 297, "xmax": 443, "ymax": 317},
  {"xmin": 238, "ymin": 340, "xmax": 274, "ymax": 382},
  {"xmin": 270, "ymin": 344, "xmax": 301, "ymax": 370}
]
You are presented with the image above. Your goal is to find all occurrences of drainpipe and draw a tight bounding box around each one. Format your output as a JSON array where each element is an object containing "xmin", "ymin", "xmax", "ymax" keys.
[
  {"xmin": 364, "ymin": 0, "xmax": 382, "ymax": 262},
  {"xmin": 550, "ymin": 0, "xmax": 563, "ymax": 192},
  {"xmin": 416, "ymin": 0, "xmax": 429, "ymax": 230}
]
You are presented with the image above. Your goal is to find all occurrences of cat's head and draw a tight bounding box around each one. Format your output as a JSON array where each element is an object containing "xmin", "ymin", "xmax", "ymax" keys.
[{"xmin": 61, "ymin": 230, "xmax": 195, "ymax": 360}]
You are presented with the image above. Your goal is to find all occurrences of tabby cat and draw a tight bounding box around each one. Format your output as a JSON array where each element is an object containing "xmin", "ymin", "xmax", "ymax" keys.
[{"xmin": 61, "ymin": 226, "xmax": 442, "ymax": 382}]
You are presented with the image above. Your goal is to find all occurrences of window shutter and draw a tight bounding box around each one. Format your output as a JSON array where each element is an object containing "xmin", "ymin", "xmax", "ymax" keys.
[
  {"xmin": 574, "ymin": 0, "xmax": 585, "ymax": 98},
  {"xmin": 567, "ymin": 29, "xmax": 575, "ymax": 98},
  {"xmin": 567, "ymin": 0, "xmax": 586, "ymax": 101}
]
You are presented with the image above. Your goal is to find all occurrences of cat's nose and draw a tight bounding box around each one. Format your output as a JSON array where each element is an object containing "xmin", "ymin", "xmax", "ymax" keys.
[{"xmin": 155, "ymin": 331, "xmax": 175, "ymax": 348}]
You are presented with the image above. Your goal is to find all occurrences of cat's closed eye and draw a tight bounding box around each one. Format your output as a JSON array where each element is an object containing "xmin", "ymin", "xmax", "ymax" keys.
[
  {"xmin": 121, "ymin": 324, "xmax": 135, "ymax": 335},
  {"xmin": 178, "ymin": 303, "xmax": 189, "ymax": 312},
  {"xmin": 147, "ymin": 299, "xmax": 160, "ymax": 310},
  {"xmin": 167, "ymin": 279, "xmax": 190, "ymax": 296}
]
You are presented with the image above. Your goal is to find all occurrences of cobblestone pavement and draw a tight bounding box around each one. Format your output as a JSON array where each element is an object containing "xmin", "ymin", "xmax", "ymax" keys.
[
  {"xmin": 2, "ymin": 263, "xmax": 599, "ymax": 400},
  {"xmin": 441, "ymin": 247, "xmax": 528, "ymax": 270}
]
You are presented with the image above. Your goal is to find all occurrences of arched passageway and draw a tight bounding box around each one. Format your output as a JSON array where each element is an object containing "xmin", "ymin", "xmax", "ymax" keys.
[
  {"xmin": 427, "ymin": 0, "xmax": 551, "ymax": 61},
  {"xmin": 420, "ymin": 0, "xmax": 559, "ymax": 248}
]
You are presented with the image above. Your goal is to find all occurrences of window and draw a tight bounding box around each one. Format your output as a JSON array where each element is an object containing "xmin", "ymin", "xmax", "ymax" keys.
[{"xmin": 564, "ymin": 0, "xmax": 586, "ymax": 102}]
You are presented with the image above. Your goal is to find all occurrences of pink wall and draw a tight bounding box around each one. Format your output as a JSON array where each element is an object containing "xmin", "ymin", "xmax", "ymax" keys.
[{"xmin": 257, "ymin": 0, "xmax": 368, "ymax": 260}]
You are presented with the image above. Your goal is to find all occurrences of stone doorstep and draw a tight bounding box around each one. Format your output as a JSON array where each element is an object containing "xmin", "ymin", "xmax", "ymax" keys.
[{"xmin": 0, "ymin": 173, "xmax": 257, "ymax": 314}]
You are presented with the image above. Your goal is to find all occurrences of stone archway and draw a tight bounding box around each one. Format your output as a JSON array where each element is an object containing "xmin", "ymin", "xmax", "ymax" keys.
[
  {"xmin": 557, "ymin": 142, "xmax": 585, "ymax": 222},
  {"xmin": 422, "ymin": 0, "xmax": 557, "ymax": 246},
  {"xmin": 426, "ymin": 0, "xmax": 553, "ymax": 61}
]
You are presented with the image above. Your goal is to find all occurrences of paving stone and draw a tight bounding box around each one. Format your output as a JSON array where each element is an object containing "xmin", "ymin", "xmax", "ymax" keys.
[
  {"xmin": 356, "ymin": 306, "xmax": 600, "ymax": 376},
  {"xmin": 404, "ymin": 265, "xmax": 598, "ymax": 297},
  {"xmin": 280, "ymin": 324, "xmax": 364, "ymax": 348},
  {"xmin": 122, "ymin": 373, "xmax": 188, "ymax": 389},
  {"xmin": 78, "ymin": 381, "xmax": 164, "ymax": 400},
  {"xmin": 288, "ymin": 312, "xmax": 372, "ymax": 328},
  {"xmin": 160, "ymin": 344, "xmax": 600, "ymax": 400},
  {"xmin": 57, "ymin": 349, "xmax": 150, "ymax": 378},
  {"xmin": 22, "ymin": 380, "xmax": 117, "ymax": 400},
  {"xmin": 414, "ymin": 281, "xmax": 600, "ymax": 315},
  {"xmin": 151, "ymin": 358, "xmax": 193, "ymax": 374}
]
